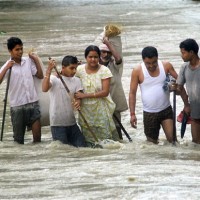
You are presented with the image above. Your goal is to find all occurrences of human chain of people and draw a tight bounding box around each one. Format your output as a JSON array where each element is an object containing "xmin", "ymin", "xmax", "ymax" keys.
[{"xmin": 0, "ymin": 25, "xmax": 199, "ymax": 147}]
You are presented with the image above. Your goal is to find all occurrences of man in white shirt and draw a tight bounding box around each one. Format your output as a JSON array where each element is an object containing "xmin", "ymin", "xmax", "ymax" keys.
[
  {"xmin": 129, "ymin": 46, "xmax": 188, "ymax": 144},
  {"xmin": 0, "ymin": 37, "xmax": 43, "ymax": 144}
]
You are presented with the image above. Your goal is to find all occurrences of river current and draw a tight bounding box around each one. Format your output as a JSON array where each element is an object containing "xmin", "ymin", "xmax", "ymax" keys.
[{"xmin": 0, "ymin": 0, "xmax": 200, "ymax": 199}]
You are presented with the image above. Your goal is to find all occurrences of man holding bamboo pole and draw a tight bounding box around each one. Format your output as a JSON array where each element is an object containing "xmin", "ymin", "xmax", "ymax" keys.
[
  {"xmin": 42, "ymin": 56, "xmax": 86, "ymax": 147},
  {"xmin": 0, "ymin": 37, "xmax": 43, "ymax": 144}
]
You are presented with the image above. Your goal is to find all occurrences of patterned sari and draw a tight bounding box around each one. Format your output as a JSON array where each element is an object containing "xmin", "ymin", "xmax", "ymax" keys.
[{"xmin": 76, "ymin": 64, "xmax": 116, "ymax": 145}]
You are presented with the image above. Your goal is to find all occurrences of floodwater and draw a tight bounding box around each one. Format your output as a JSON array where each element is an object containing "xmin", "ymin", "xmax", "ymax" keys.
[{"xmin": 0, "ymin": 0, "xmax": 200, "ymax": 199}]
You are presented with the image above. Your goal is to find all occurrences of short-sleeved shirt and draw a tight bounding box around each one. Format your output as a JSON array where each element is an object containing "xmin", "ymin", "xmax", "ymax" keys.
[
  {"xmin": 177, "ymin": 62, "xmax": 200, "ymax": 119},
  {"xmin": 76, "ymin": 64, "xmax": 113, "ymax": 102},
  {"xmin": 0, "ymin": 57, "xmax": 38, "ymax": 107},
  {"xmin": 49, "ymin": 75, "xmax": 83, "ymax": 126}
]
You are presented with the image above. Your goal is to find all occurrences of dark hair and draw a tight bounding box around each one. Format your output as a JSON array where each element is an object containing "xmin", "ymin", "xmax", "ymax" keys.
[
  {"xmin": 179, "ymin": 38, "xmax": 199, "ymax": 55},
  {"xmin": 142, "ymin": 46, "xmax": 158, "ymax": 59},
  {"xmin": 7, "ymin": 37, "xmax": 23, "ymax": 50},
  {"xmin": 62, "ymin": 56, "xmax": 78, "ymax": 67},
  {"xmin": 84, "ymin": 45, "xmax": 101, "ymax": 58}
]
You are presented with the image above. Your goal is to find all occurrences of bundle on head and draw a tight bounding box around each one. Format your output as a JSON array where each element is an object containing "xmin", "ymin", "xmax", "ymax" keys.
[{"xmin": 104, "ymin": 24, "xmax": 122, "ymax": 37}]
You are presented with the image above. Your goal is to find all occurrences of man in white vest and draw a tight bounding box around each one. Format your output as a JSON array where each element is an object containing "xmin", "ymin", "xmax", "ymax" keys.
[{"xmin": 129, "ymin": 46, "xmax": 188, "ymax": 144}]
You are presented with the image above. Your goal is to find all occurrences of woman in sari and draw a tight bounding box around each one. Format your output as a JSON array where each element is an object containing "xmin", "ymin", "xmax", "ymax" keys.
[{"xmin": 75, "ymin": 45, "xmax": 117, "ymax": 147}]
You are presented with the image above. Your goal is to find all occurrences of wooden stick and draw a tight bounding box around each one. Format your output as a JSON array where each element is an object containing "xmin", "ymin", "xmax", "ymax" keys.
[
  {"xmin": 1, "ymin": 68, "xmax": 12, "ymax": 141},
  {"xmin": 113, "ymin": 114, "xmax": 132, "ymax": 142},
  {"xmin": 172, "ymin": 90, "xmax": 177, "ymax": 144}
]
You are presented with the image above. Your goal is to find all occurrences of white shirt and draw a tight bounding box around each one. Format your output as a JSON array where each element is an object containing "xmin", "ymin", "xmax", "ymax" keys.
[
  {"xmin": 140, "ymin": 60, "xmax": 170, "ymax": 112},
  {"xmin": 0, "ymin": 57, "xmax": 39, "ymax": 107},
  {"xmin": 49, "ymin": 75, "xmax": 83, "ymax": 126}
]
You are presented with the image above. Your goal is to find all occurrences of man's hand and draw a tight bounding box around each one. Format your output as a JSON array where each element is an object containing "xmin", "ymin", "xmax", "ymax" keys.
[
  {"xmin": 102, "ymin": 36, "xmax": 109, "ymax": 44},
  {"xmin": 73, "ymin": 99, "xmax": 81, "ymax": 110},
  {"xmin": 6, "ymin": 60, "xmax": 15, "ymax": 70},
  {"xmin": 130, "ymin": 115, "xmax": 137, "ymax": 129},
  {"xmin": 169, "ymin": 82, "xmax": 177, "ymax": 92},
  {"xmin": 184, "ymin": 104, "xmax": 191, "ymax": 116},
  {"xmin": 28, "ymin": 52, "xmax": 39, "ymax": 61},
  {"xmin": 48, "ymin": 58, "xmax": 56, "ymax": 70}
]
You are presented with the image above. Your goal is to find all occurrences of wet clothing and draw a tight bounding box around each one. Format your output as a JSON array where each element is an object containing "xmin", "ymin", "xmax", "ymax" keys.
[
  {"xmin": 97, "ymin": 34, "xmax": 127, "ymax": 140},
  {"xmin": 51, "ymin": 124, "xmax": 86, "ymax": 147},
  {"xmin": 0, "ymin": 57, "xmax": 39, "ymax": 107},
  {"xmin": 0, "ymin": 57, "xmax": 41, "ymax": 144},
  {"xmin": 106, "ymin": 59, "xmax": 128, "ymax": 140},
  {"xmin": 48, "ymin": 75, "xmax": 85, "ymax": 147},
  {"xmin": 139, "ymin": 60, "xmax": 172, "ymax": 141},
  {"xmin": 177, "ymin": 62, "xmax": 200, "ymax": 119},
  {"xmin": 49, "ymin": 75, "xmax": 82, "ymax": 126},
  {"xmin": 107, "ymin": 60, "xmax": 128, "ymax": 112},
  {"xmin": 143, "ymin": 106, "xmax": 173, "ymax": 140},
  {"xmin": 11, "ymin": 101, "xmax": 40, "ymax": 144},
  {"xmin": 140, "ymin": 60, "xmax": 170, "ymax": 112},
  {"xmin": 76, "ymin": 64, "xmax": 116, "ymax": 145}
]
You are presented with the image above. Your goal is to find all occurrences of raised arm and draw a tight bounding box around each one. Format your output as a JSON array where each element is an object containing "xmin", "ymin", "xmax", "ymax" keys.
[
  {"xmin": 29, "ymin": 53, "xmax": 44, "ymax": 79},
  {"xmin": 103, "ymin": 37, "xmax": 122, "ymax": 64},
  {"xmin": 164, "ymin": 61, "xmax": 178, "ymax": 79},
  {"xmin": 42, "ymin": 59, "xmax": 56, "ymax": 92}
]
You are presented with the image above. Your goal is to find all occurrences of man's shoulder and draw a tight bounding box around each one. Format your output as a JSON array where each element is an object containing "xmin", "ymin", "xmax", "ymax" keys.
[
  {"xmin": 21, "ymin": 56, "xmax": 34, "ymax": 66},
  {"xmin": 160, "ymin": 60, "xmax": 174, "ymax": 72},
  {"xmin": 161, "ymin": 60, "xmax": 171, "ymax": 67},
  {"xmin": 73, "ymin": 76, "xmax": 81, "ymax": 82},
  {"xmin": 133, "ymin": 64, "xmax": 142, "ymax": 74},
  {"xmin": 181, "ymin": 62, "xmax": 189, "ymax": 67},
  {"xmin": 50, "ymin": 74, "xmax": 59, "ymax": 83},
  {"xmin": 22, "ymin": 56, "xmax": 31, "ymax": 62}
]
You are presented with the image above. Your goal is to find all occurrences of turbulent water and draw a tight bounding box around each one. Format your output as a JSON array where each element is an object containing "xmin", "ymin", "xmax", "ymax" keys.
[{"xmin": 0, "ymin": 0, "xmax": 200, "ymax": 199}]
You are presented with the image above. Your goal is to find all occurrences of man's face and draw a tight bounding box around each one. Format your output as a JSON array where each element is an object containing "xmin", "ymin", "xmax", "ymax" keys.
[
  {"xmin": 180, "ymin": 48, "xmax": 192, "ymax": 62},
  {"xmin": 143, "ymin": 56, "xmax": 158, "ymax": 72},
  {"xmin": 100, "ymin": 50, "xmax": 112, "ymax": 62},
  {"xmin": 62, "ymin": 64, "xmax": 78, "ymax": 77},
  {"xmin": 9, "ymin": 44, "xmax": 23, "ymax": 60}
]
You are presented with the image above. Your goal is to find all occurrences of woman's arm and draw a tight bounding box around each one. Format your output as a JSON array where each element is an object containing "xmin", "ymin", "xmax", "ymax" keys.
[{"xmin": 75, "ymin": 77, "xmax": 111, "ymax": 99}]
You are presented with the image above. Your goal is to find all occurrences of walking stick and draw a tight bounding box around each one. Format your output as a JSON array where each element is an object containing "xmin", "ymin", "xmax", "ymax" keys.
[
  {"xmin": 113, "ymin": 114, "xmax": 132, "ymax": 142},
  {"xmin": 53, "ymin": 65, "xmax": 99, "ymax": 143},
  {"xmin": 172, "ymin": 89, "xmax": 177, "ymax": 144},
  {"xmin": 1, "ymin": 68, "xmax": 12, "ymax": 141}
]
